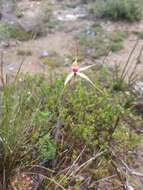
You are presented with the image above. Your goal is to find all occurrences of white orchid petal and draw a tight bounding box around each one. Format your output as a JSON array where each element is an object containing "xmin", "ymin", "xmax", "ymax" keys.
[
  {"xmin": 64, "ymin": 72, "xmax": 74, "ymax": 86},
  {"xmin": 77, "ymin": 72, "xmax": 95, "ymax": 86},
  {"xmin": 79, "ymin": 64, "xmax": 96, "ymax": 72},
  {"xmin": 77, "ymin": 72, "xmax": 103, "ymax": 93}
]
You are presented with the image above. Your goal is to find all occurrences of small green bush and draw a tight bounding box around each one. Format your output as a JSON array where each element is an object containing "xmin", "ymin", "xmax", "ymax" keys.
[
  {"xmin": 15, "ymin": 9, "xmax": 24, "ymax": 18},
  {"xmin": 77, "ymin": 27, "xmax": 126, "ymax": 58},
  {"xmin": 0, "ymin": 22, "xmax": 31, "ymax": 41},
  {"xmin": 38, "ymin": 134, "xmax": 56, "ymax": 160},
  {"xmin": 89, "ymin": 0, "xmax": 143, "ymax": 21},
  {"xmin": 109, "ymin": 30, "xmax": 127, "ymax": 51},
  {"xmin": 133, "ymin": 31, "xmax": 143, "ymax": 39}
]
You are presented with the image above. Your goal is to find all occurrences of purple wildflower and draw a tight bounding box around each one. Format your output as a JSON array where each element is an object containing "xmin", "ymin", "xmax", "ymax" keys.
[{"xmin": 41, "ymin": 50, "xmax": 49, "ymax": 57}]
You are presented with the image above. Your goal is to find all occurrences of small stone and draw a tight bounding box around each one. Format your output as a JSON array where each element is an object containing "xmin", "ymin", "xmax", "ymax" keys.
[
  {"xmin": 134, "ymin": 81, "xmax": 143, "ymax": 96},
  {"xmin": 0, "ymin": 41, "xmax": 9, "ymax": 48}
]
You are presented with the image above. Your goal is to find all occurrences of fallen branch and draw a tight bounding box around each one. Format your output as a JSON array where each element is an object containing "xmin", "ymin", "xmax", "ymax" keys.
[
  {"xmin": 69, "ymin": 150, "xmax": 106, "ymax": 177},
  {"xmin": 121, "ymin": 160, "xmax": 143, "ymax": 177}
]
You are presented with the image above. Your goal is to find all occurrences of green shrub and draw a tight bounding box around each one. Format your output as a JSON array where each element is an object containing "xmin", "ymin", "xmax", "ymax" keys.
[
  {"xmin": 0, "ymin": 22, "xmax": 31, "ymax": 41},
  {"xmin": 132, "ymin": 31, "xmax": 143, "ymax": 39},
  {"xmin": 38, "ymin": 134, "xmax": 56, "ymax": 160},
  {"xmin": 110, "ymin": 41, "xmax": 123, "ymax": 52},
  {"xmin": 0, "ymin": 66, "xmax": 141, "ymax": 189},
  {"xmin": 89, "ymin": 0, "xmax": 143, "ymax": 21},
  {"xmin": 77, "ymin": 28, "xmax": 126, "ymax": 59},
  {"xmin": 15, "ymin": 9, "xmax": 24, "ymax": 18}
]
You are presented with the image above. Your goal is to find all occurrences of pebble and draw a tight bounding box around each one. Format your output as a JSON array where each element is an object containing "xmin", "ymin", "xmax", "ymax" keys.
[{"xmin": 134, "ymin": 81, "xmax": 143, "ymax": 96}]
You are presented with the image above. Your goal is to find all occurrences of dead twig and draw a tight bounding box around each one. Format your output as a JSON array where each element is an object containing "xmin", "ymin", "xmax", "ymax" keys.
[
  {"xmin": 69, "ymin": 150, "xmax": 106, "ymax": 177},
  {"xmin": 58, "ymin": 145, "xmax": 86, "ymax": 184},
  {"xmin": 26, "ymin": 172, "xmax": 66, "ymax": 190},
  {"xmin": 121, "ymin": 160, "xmax": 143, "ymax": 177}
]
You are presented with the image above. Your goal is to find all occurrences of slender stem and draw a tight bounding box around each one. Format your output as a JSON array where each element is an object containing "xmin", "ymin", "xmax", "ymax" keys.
[
  {"xmin": 14, "ymin": 56, "xmax": 25, "ymax": 82},
  {"xmin": 128, "ymin": 45, "xmax": 143, "ymax": 84},
  {"xmin": 0, "ymin": 52, "xmax": 5, "ymax": 88},
  {"xmin": 121, "ymin": 39, "xmax": 139, "ymax": 80}
]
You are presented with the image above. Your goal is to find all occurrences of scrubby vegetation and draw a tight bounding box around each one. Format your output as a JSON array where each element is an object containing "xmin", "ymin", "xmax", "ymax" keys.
[
  {"xmin": 0, "ymin": 22, "xmax": 31, "ymax": 41},
  {"xmin": 76, "ymin": 24, "xmax": 127, "ymax": 59},
  {"xmin": 0, "ymin": 59, "xmax": 142, "ymax": 189},
  {"xmin": 88, "ymin": 0, "xmax": 143, "ymax": 21}
]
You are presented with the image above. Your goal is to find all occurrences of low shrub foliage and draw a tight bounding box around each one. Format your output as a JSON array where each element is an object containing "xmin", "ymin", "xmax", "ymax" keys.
[
  {"xmin": 89, "ymin": 0, "xmax": 143, "ymax": 21},
  {"xmin": 0, "ymin": 64, "xmax": 142, "ymax": 189}
]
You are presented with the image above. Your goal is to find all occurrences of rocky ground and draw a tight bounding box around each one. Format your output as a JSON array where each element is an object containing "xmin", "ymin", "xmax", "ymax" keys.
[{"xmin": 0, "ymin": 0, "xmax": 142, "ymax": 77}]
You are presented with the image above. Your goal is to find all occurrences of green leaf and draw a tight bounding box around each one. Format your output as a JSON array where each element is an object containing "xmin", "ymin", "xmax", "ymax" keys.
[{"xmin": 77, "ymin": 72, "xmax": 95, "ymax": 86}]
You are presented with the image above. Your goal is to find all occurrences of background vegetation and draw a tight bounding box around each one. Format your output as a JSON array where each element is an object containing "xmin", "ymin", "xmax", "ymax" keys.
[
  {"xmin": 0, "ymin": 62, "xmax": 142, "ymax": 189},
  {"xmin": 88, "ymin": 0, "xmax": 143, "ymax": 21}
]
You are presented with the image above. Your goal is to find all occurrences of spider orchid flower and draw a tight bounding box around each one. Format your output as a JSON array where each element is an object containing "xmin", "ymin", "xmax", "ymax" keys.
[{"xmin": 64, "ymin": 58, "xmax": 95, "ymax": 87}]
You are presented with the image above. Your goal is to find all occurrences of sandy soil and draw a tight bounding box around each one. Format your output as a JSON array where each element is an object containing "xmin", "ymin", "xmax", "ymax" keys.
[{"xmin": 1, "ymin": 0, "xmax": 143, "ymax": 81}]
